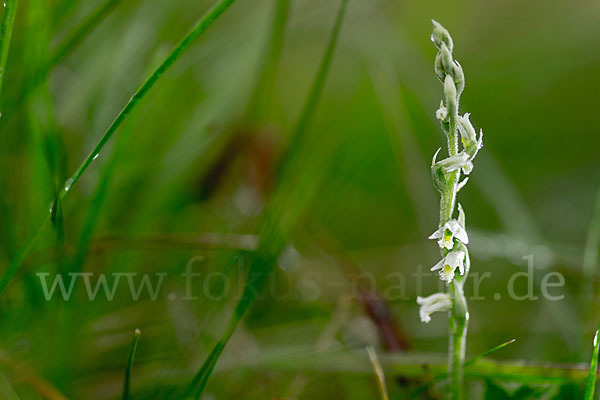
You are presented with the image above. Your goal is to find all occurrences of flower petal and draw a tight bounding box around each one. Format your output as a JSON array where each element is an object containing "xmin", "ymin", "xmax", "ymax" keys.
[
  {"xmin": 438, "ymin": 152, "xmax": 470, "ymax": 173},
  {"xmin": 417, "ymin": 293, "xmax": 451, "ymax": 323},
  {"xmin": 438, "ymin": 236, "xmax": 454, "ymax": 250},
  {"xmin": 446, "ymin": 249, "xmax": 465, "ymax": 270},
  {"xmin": 461, "ymin": 160, "xmax": 474, "ymax": 175},
  {"xmin": 454, "ymin": 227, "xmax": 468, "ymax": 245},
  {"xmin": 447, "ymin": 217, "xmax": 468, "ymax": 244},
  {"xmin": 430, "ymin": 257, "xmax": 445, "ymax": 271},
  {"xmin": 428, "ymin": 227, "xmax": 444, "ymax": 240},
  {"xmin": 457, "ymin": 204, "xmax": 466, "ymax": 228}
]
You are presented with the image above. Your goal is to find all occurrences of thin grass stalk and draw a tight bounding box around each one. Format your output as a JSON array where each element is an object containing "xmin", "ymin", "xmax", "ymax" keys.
[
  {"xmin": 6, "ymin": 0, "xmax": 122, "ymax": 116},
  {"xmin": 584, "ymin": 323, "xmax": 600, "ymax": 400},
  {"xmin": 367, "ymin": 346, "xmax": 390, "ymax": 400},
  {"xmin": 51, "ymin": 0, "xmax": 122, "ymax": 66},
  {"xmin": 464, "ymin": 339, "xmax": 516, "ymax": 367},
  {"xmin": 0, "ymin": 370, "xmax": 19, "ymax": 400},
  {"xmin": 0, "ymin": 0, "xmax": 19, "ymax": 111},
  {"xmin": 189, "ymin": 0, "xmax": 349, "ymax": 396},
  {"xmin": 70, "ymin": 109, "xmax": 139, "ymax": 274},
  {"xmin": 410, "ymin": 339, "xmax": 516, "ymax": 398},
  {"xmin": 581, "ymin": 185, "xmax": 600, "ymax": 318},
  {"xmin": 0, "ymin": 0, "xmax": 239, "ymax": 295},
  {"xmin": 122, "ymin": 329, "xmax": 141, "ymax": 400},
  {"xmin": 244, "ymin": 0, "xmax": 290, "ymax": 123}
]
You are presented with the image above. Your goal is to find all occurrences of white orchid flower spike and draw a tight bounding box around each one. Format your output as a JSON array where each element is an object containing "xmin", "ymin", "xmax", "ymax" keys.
[{"xmin": 428, "ymin": 204, "xmax": 468, "ymax": 250}]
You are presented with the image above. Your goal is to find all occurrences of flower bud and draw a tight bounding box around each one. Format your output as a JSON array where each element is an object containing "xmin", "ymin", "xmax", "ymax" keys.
[
  {"xmin": 457, "ymin": 113, "xmax": 477, "ymax": 145},
  {"xmin": 444, "ymin": 75, "xmax": 457, "ymax": 115},
  {"xmin": 452, "ymin": 60, "xmax": 465, "ymax": 96},
  {"xmin": 434, "ymin": 53, "xmax": 444, "ymax": 82},
  {"xmin": 436, "ymin": 101, "xmax": 448, "ymax": 122},
  {"xmin": 436, "ymin": 152, "xmax": 470, "ymax": 173},
  {"xmin": 440, "ymin": 44, "xmax": 454, "ymax": 77},
  {"xmin": 431, "ymin": 20, "xmax": 453, "ymax": 52}
]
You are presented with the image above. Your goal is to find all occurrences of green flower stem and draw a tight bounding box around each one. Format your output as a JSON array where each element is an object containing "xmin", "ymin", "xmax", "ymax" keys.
[
  {"xmin": 445, "ymin": 101, "xmax": 467, "ymax": 400},
  {"xmin": 440, "ymin": 111, "xmax": 459, "ymax": 224},
  {"xmin": 438, "ymin": 72, "xmax": 466, "ymax": 400},
  {"xmin": 449, "ymin": 280, "xmax": 468, "ymax": 399}
]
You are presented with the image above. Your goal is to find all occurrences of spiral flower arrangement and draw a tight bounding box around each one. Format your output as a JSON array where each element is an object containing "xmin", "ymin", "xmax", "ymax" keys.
[{"xmin": 417, "ymin": 20, "xmax": 484, "ymax": 399}]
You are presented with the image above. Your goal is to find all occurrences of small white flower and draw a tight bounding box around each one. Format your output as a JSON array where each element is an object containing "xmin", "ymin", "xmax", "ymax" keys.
[
  {"xmin": 436, "ymin": 101, "xmax": 448, "ymax": 122},
  {"xmin": 417, "ymin": 292, "xmax": 451, "ymax": 323},
  {"xmin": 431, "ymin": 248, "xmax": 466, "ymax": 282},
  {"xmin": 457, "ymin": 114, "xmax": 483, "ymax": 160},
  {"xmin": 457, "ymin": 113, "xmax": 477, "ymax": 144},
  {"xmin": 436, "ymin": 152, "xmax": 470, "ymax": 174},
  {"xmin": 428, "ymin": 204, "xmax": 468, "ymax": 250},
  {"xmin": 462, "ymin": 159, "xmax": 474, "ymax": 175}
]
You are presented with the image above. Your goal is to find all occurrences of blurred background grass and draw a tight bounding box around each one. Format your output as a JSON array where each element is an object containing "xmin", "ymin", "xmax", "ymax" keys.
[{"xmin": 1, "ymin": 0, "xmax": 600, "ymax": 398}]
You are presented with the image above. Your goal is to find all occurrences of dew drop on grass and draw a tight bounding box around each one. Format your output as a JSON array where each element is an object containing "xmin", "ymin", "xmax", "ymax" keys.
[
  {"xmin": 93, "ymin": 153, "xmax": 99, "ymax": 160},
  {"xmin": 64, "ymin": 177, "xmax": 74, "ymax": 192}
]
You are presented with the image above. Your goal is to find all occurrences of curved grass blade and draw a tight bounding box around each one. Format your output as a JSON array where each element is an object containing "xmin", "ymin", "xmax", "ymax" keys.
[
  {"xmin": 409, "ymin": 339, "xmax": 516, "ymax": 397},
  {"xmin": 51, "ymin": 0, "xmax": 122, "ymax": 66},
  {"xmin": 122, "ymin": 329, "xmax": 141, "ymax": 400},
  {"xmin": 0, "ymin": 0, "xmax": 19, "ymax": 109},
  {"xmin": 367, "ymin": 346, "xmax": 389, "ymax": 400},
  {"xmin": 0, "ymin": 370, "xmax": 19, "ymax": 400},
  {"xmin": 465, "ymin": 339, "xmax": 516, "ymax": 367},
  {"xmin": 0, "ymin": 0, "xmax": 239, "ymax": 295},
  {"xmin": 8, "ymin": 0, "xmax": 123, "ymax": 115},
  {"xmin": 70, "ymin": 111, "xmax": 138, "ymax": 274},
  {"xmin": 190, "ymin": 0, "xmax": 349, "ymax": 397},
  {"xmin": 584, "ymin": 324, "xmax": 600, "ymax": 400},
  {"xmin": 61, "ymin": 0, "xmax": 238, "ymax": 197},
  {"xmin": 581, "ymin": 185, "xmax": 600, "ymax": 318},
  {"xmin": 244, "ymin": 0, "xmax": 290, "ymax": 123}
]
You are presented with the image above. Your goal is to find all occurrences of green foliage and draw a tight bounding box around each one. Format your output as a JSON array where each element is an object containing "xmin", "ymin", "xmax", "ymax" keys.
[
  {"xmin": 123, "ymin": 329, "xmax": 141, "ymax": 400},
  {"xmin": 584, "ymin": 324, "xmax": 600, "ymax": 400},
  {"xmin": 0, "ymin": 0, "xmax": 599, "ymax": 398}
]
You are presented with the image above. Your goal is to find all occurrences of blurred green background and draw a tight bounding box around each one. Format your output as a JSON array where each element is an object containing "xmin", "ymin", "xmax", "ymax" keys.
[{"xmin": 1, "ymin": 0, "xmax": 599, "ymax": 398}]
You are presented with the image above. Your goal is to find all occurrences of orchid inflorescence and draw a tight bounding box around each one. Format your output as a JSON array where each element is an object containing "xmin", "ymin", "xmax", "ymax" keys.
[{"xmin": 418, "ymin": 20, "xmax": 483, "ymax": 325}]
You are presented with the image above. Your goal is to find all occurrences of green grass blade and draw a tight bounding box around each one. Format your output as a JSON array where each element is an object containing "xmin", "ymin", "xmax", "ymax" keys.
[
  {"xmin": 280, "ymin": 0, "xmax": 348, "ymax": 169},
  {"xmin": 366, "ymin": 346, "xmax": 389, "ymax": 400},
  {"xmin": 581, "ymin": 185, "xmax": 600, "ymax": 316},
  {"xmin": 585, "ymin": 324, "xmax": 600, "ymax": 400},
  {"xmin": 61, "ymin": 0, "xmax": 238, "ymax": 198},
  {"xmin": 465, "ymin": 339, "xmax": 516, "ymax": 367},
  {"xmin": 244, "ymin": 0, "xmax": 290, "ymax": 123},
  {"xmin": 190, "ymin": 0, "xmax": 349, "ymax": 397},
  {"xmin": 0, "ymin": 0, "xmax": 239, "ymax": 296},
  {"xmin": 51, "ymin": 0, "xmax": 122, "ymax": 66},
  {"xmin": 70, "ymin": 112, "xmax": 138, "ymax": 274},
  {"xmin": 0, "ymin": 370, "xmax": 19, "ymax": 400},
  {"xmin": 122, "ymin": 329, "xmax": 141, "ymax": 400},
  {"xmin": 9, "ymin": 0, "xmax": 122, "ymax": 115},
  {"xmin": 0, "ymin": 213, "xmax": 49, "ymax": 294},
  {"xmin": 0, "ymin": 0, "xmax": 19, "ymax": 110}
]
